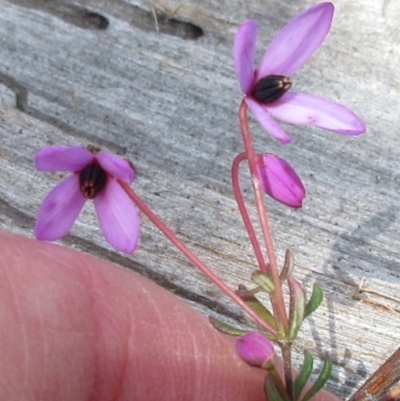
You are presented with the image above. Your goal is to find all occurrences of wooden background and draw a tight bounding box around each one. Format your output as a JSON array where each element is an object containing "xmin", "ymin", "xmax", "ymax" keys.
[{"xmin": 0, "ymin": 0, "xmax": 399, "ymax": 398}]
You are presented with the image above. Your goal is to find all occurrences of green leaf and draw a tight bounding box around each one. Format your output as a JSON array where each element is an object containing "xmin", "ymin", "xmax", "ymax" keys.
[
  {"xmin": 208, "ymin": 316, "xmax": 247, "ymax": 336},
  {"xmin": 293, "ymin": 351, "xmax": 314, "ymax": 401},
  {"xmin": 288, "ymin": 277, "xmax": 305, "ymax": 340},
  {"xmin": 301, "ymin": 354, "xmax": 332, "ymax": 401},
  {"xmin": 252, "ymin": 270, "xmax": 275, "ymax": 293},
  {"xmin": 264, "ymin": 376, "xmax": 289, "ymax": 401},
  {"xmin": 237, "ymin": 286, "xmax": 276, "ymax": 329},
  {"xmin": 280, "ymin": 249, "xmax": 294, "ymax": 282},
  {"xmin": 304, "ymin": 284, "xmax": 323, "ymax": 319}
]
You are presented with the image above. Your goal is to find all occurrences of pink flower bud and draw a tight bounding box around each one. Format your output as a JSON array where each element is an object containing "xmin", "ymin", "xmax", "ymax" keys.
[
  {"xmin": 235, "ymin": 332, "xmax": 275, "ymax": 368},
  {"xmin": 257, "ymin": 153, "xmax": 305, "ymax": 208}
]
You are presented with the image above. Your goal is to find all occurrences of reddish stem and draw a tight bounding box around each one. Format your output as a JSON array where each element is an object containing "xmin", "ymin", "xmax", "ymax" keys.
[
  {"xmin": 238, "ymin": 100, "xmax": 289, "ymax": 334},
  {"xmin": 118, "ymin": 179, "xmax": 278, "ymax": 336},
  {"xmin": 231, "ymin": 152, "xmax": 267, "ymax": 272}
]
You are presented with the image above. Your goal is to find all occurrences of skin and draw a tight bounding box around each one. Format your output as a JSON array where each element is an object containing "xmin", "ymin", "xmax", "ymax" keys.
[{"xmin": 0, "ymin": 231, "xmax": 341, "ymax": 401}]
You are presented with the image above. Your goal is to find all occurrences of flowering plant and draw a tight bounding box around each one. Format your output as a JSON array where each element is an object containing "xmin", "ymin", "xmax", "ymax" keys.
[{"xmin": 33, "ymin": 3, "xmax": 400, "ymax": 401}]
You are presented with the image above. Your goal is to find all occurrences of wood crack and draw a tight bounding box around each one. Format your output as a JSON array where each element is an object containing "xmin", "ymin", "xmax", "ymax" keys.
[
  {"xmin": 6, "ymin": 0, "xmax": 109, "ymax": 30},
  {"xmin": 0, "ymin": 71, "xmax": 126, "ymax": 154},
  {"xmin": 6, "ymin": 0, "xmax": 203, "ymax": 39}
]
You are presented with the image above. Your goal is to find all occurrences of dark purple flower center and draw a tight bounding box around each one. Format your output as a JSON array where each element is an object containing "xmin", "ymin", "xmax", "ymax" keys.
[
  {"xmin": 252, "ymin": 75, "xmax": 292, "ymax": 103},
  {"xmin": 79, "ymin": 162, "xmax": 107, "ymax": 199}
]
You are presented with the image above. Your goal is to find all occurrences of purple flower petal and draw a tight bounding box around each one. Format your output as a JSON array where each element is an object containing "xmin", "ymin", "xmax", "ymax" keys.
[
  {"xmin": 236, "ymin": 332, "xmax": 275, "ymax": 368},
  {"xmin": 34, "ymin": 174, "xmax": 86, "ymax": 240},
  {"xmin": 257, "ymin": 3, "xmax": 334, "ymax": 78},
  {"xmin": 35, "ymin": 146, "xmax": 94, "ymax": 172},
  {"xmin": 257, "ymin": 154, "xmax": 305, "ymax": 208},
  {"xmin": 96, "ymin": 151, "xmax": 135, "ymax": 183},
  {"xmin": 94, "ymin": 178, "xmax": 140, "ymax": 253},
  {"xmin": 268, "ymin": 92, "xmax": 366, "ymax": 134},
  {"xmin": 246, "ymin": 98, "xmax": 293, "ymax": 144},
  {"xmin": 234, "ymin": 20, "xmax": 258, "ymax": 94}
]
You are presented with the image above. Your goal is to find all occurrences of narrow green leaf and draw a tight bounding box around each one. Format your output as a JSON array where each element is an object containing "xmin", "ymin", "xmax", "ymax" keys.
[
  {"xmin": 280, "ymin": 249, "xmax": 294, "ymax": 282},
  {"xmin": 237, "ymin": 286, "xmax": 276, "ymax": 328},
  {"xmin": 301, "ymin": 354, "xmax": 333, "ymax": 401},
  {"xmin": 293, "ymin": 351, "xmax": 314, "ymax": 401},
  {"xmin": 304, "ymin": 284, "xmax": 323, "ymax": 319},
  {"xmin": 265, "ymin": 376, "xmax": 289, "ymax": 401},
  {"xmin": 208, "ymin": 316, "xmax": 247, "ymax": 336},
  {"xmin": 252, "ymin": 270, "xmax": 275, "ymax": 293},
  {"xmin": 288, "ymin": 277, "xmax": 305, "ymax": 339}
]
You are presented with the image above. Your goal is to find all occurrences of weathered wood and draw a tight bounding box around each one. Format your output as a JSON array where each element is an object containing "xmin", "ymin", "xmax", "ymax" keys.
[{"xmin": 1, "ymin": 0, "xmax": 400, "ymax": 398}]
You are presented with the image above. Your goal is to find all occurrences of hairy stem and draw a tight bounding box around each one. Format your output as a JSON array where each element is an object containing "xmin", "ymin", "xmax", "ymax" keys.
[{"xmin": 119, "ymin": 179, "xmax": 278, "ymax": 336}]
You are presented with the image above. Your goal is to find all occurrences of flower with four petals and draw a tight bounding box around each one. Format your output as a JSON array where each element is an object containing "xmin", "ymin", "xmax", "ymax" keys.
[
  {"xmin": 34, "ymin": 146, "xmax": 140, "ymax": 253},
  {"xmin": 234, "ymin": 2, "xmax": 366, "ymax": 144}
]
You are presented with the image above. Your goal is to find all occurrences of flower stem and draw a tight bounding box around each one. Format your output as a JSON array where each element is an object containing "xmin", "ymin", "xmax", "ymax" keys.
[
  {"xmin": 232, "ymin": 152, "xmax": 267, "ymax": 272},
  {"xmin": 118, "ymin": 179, "xmax": 278, "ymax": 336},
  {"xmin": 238, "ymin": 100, "xmax": 289, "ymax": 334},
  {"xmin": 281, "ymin": 342, "xmax": 294, "ymax": 400}
]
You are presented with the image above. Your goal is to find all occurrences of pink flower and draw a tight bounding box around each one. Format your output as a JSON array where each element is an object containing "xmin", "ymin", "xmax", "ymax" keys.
[
  {"xmin": 34, "ymin": 146, "xmax": 140, "ymax": 254},
  {"xmin": 236, "ymin": 332, "xmax": 275, "ymax": 368},
  {"xmin": 234, "ymin": 2, "xmax": 366, "ymax": 144},
  {"xmin": 257, "ymin": 154, "xmax": 305, "ymax": 208}
]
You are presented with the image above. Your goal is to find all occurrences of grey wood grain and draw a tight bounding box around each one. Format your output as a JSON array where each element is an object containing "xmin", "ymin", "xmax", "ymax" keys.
[{"xmin": 1, "ymin": 0, "xmax": 400, "ymax": 398}]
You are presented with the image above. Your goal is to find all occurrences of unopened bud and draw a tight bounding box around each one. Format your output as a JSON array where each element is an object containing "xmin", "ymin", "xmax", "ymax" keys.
[
  {"xmin": 257, "ymin": 154, "xmax": 305, "ymax": 208},
  {"xmin": 236, "ymin": 332, "xmax": 275, "ymax": 368}
]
